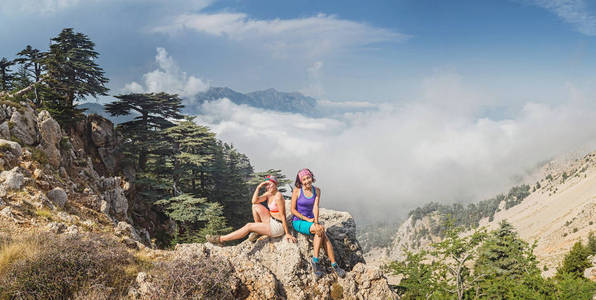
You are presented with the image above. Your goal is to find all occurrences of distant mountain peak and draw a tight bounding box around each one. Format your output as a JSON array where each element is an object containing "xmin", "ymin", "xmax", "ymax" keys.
[{"xmin": 188, "ymin": 86, "xmax": 318, "ymax": 117}]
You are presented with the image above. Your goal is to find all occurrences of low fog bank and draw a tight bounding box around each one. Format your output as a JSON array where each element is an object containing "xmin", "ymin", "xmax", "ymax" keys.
[{"xmin": 189, "ymin": 74, "xmax": 596, "ymax": 225}]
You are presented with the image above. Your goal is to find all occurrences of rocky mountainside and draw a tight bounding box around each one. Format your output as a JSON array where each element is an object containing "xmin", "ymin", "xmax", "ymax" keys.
[
  {"xmin": 0, "ymin": 100, "xmax": 395, "ymax": 299},
  {"xmin": 381, "ymin": 150, "xmax": 596, "ymax": 278}
]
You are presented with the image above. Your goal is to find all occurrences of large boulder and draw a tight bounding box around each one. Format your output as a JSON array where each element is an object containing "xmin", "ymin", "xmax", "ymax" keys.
[
  {"xmin": 0, "ymin": 139, "xmax": 22, "ymax": 169},
  {"xmin": 0, "ymin": 122, "xmax": 9, "ymax": 140},
  {"xmin": 100, "ymin": 177, "xmax": 128, "ymax": 220},
  {"xmin": 9, "ymin": 105, "xmax": 38, "ymax": 145},
  {"xmin": 47, "ymin": 187, "xmax": 68, "ymax": 208},
  {"xmin": 88, "ymin": 114, "xmax": 118, "ymax": 174},
  {"xmin": 162, "ymin": 207, "xmax": 396, "ymax": 300},
  {"xmin": 36, "ymin": 110, "xmax": 62, "ymax": 167},
  {"xmin": 0, "ymin": 167, "xmax": 24, "ymax": 196}
]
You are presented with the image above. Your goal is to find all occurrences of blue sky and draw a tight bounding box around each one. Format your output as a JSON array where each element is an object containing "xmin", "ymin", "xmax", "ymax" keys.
[
  {"xmin": 2, "ymin": 0, "xmax": 596, "ymax": 106},
  {"xmin": 3, "ymin": 0, "xmax": 596, "ymax": 220}
]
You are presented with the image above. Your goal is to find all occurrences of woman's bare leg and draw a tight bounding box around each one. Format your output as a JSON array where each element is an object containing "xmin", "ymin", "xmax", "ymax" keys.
[
  {"xmin": 322, "ymin": 233, "xmax": 336, "ymax": 263},
  {"xmin": 311, "ymin": 225, "xmax": 323, "ymax": 258},
  {"xmin": 220, "ymin": 222, "xmax": 271, "ymax": 242},
  {"xmin": 252, "ymin": 204, "xmax": 270, "ymax": 223}
]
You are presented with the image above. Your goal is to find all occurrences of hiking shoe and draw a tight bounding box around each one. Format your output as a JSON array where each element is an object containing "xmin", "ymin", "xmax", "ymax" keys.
[
  {"xmin": 311, "ymin": 260, "xmax": 324, "ymax": 279},
  {"xmin": 248, "ymin": 232, "xmax": 261, "ymax": 243},
  {"xmin": 206, "ymin": 234, "xmax": 223, "ymax": 246},
  {"xmin": 332, "ymin": 264, "xmax": 346, "ymax": 278}
]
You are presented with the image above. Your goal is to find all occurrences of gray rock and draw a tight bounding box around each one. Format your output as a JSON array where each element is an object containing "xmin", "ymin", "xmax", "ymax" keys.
[
  {"xmin": 89, "ymin": 116, "xmax": 114, "ymax": 147},
  {"xmin": 115, "ymin": 221, "xmax": 143, "ymax": 242},
  {"xmin": 9, "ymin": 106, "xmax": 38, "ymax": 145},
  {"xmin": 0, "ymin": 104, "xmax": 16, "ymax": 123},
  {"xmin": 98, "ymin": 147, "xmax": 117, "ymax": 174},
  {"xmin": 46, "ymin": 222, "xmax": 66, "ymax": 234},
  {"xmin": 100, "ymin": 199, "xmax": 110, "ymax": 215},
  {"xmin": 31, "ymin": 192, "xmax": 53, "ymax": 210},
  {"xmin": 0, "ymin": 122, "xmax": 9, "ymax": 139},
  {"xmin": 65, "ymin": 225, "xmax": 79, "ymax": 235},
  {"xmin": 47, "ymin": 187, "xmax": 68, "ymax": 208},
  {"xmin": 0, "ymin": 167, "xmax": 24, "ymax": 191},
  {"xmin": 37, "ymin": 111, "xmax": 62, "ymax": 167},
  {"xmin": 100, "ymin": 177, "xmax": 128, "ymax": 220},
  {"xmin": 0, "ymin": 206, "xmax": 13, "ymax": 218},
  {"xmin": 0, "ymin": 139, "xmax": 22, "ymax": 157}
]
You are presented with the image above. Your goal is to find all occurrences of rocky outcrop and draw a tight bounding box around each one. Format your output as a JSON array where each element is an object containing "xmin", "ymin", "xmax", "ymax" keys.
[
  {"xmin": 37, "ymin": 110, "xmax": 62, "ymax": 167},
  {"xmin": 130, "ymin": 207, "xmax": 396, "ymax": 300},
  {"xmin": 9, "ymin": 106, "xmax": 39, "ymax": 145},
  {"xmin": 87, "ymin": 114, "xmax": 120, "ymax": 176},
  {"xmin": 389, "ymin": 213, "xmax": 441, "ymax": 261},
  {"xmin": 99, "ymin": 177, "xmax": 128, "ymax": 221},
  {"xmin": 0, "ymin": 139, "xmax": 22, "ymax": 169}
]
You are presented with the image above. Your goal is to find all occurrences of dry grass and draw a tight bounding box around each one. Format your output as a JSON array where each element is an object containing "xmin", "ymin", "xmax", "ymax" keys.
[
  {"xmin": 0, "ymin": 231, "xmax": 137, "ymax": 299},
  {"xmin": 0, "ymin": 234, "xmax": 41, "ymax": 275},
  {"xmin": 34, "ymin": 208, "xmax": 54, "ymax": 220},
  {"xmin": 142, "ymin": 256, "xmax": 238, "ymax": 299}
]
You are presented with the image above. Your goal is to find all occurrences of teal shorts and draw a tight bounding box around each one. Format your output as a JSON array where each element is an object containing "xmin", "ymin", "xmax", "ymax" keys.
[{"xmin": 293, "ymin": 219, "xmax": 313, "ymax": 235}]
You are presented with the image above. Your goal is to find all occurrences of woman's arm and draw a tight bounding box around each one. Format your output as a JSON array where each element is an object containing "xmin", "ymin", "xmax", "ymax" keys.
[
  {"xmin": 277, "ymin": 194, "xmax": 296, "ymax": 242},
  {"xmin": 313, "ymin": 187, "xmax": 324, "ymax": 235},
  {"xmin": 313, "ymin": 187, "xmax": 321, "ymax": 224},
  {"xmin": 252, "ymin": 182, "xmax": 269, "ymax": 204},
  {"xmin": 291, "ymin": 188, "xmax": 314, "ymax": 222}
]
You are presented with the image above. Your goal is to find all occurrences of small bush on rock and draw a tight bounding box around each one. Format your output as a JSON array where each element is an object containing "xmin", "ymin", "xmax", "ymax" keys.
[
  {"xmin": 144, "ymin": 256, "xmax": 237, "ymax": 299},
  {"xmin": 0, "ymin": 232, "xmax": 135, "ymax": 299}
]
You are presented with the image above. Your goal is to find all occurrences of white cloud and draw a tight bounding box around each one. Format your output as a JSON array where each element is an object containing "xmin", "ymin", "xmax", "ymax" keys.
[
  {"xmin": 152, "ymin": 13, "xmax": 408, "ymax": 58},
  {"xmin": 122, "ymin": 47, "xmax": 209, "ymax": 97},
  {"xmin": 301, "ymin": 61, "xmax": 325, "ymax": 98},
  {"xmin": 192, "ymin": 73, "xmax": 596, "ymax": 223},
  {"xmin": 0, "ymin": 0, "xmax": 81, "ymax": 14},
  {"xmin": 0, "ymin": 0, "xmax": 213, "ymax": 15},
  {"xmin": 528, "ymin": 0, "xmax": 596, "ymax": 35}
]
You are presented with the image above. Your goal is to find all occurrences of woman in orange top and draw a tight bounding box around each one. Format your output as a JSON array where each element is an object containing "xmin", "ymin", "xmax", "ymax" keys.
[{"xmin": 206, "ymin": 175, "xmax": 296, "ymax": 245}]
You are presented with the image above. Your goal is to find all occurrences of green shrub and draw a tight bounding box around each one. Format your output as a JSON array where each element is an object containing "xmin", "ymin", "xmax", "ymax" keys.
[{"xmin": 30, "ymin": 147, "xmax": 48, "ymax": 164}]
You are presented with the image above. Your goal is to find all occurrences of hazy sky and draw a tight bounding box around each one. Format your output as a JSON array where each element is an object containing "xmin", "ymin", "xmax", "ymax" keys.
[{"xmin": 2, "ymin": 0, "xmax": 596, "ymax": 222}]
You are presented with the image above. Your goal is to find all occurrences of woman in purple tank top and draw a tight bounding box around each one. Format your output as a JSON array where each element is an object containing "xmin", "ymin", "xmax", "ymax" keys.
[{"xmin": 291, "ymin": 168, "xmax": 345, "ymax": 279}]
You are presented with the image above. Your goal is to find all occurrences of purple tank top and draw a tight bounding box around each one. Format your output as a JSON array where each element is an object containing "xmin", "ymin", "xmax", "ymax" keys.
[{"xmin": 293, "ymin": 187, "xmax": 316, "ymax": 221}]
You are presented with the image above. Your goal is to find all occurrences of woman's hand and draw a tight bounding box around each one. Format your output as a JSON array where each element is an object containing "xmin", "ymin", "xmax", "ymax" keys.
[
  {"xmin": 313, "ymin": 223, "xmax": 325, "ymax": 235},
  {"xmin": 258, "ymin": 181, "xmax": 268, "ymax": 188},
  {"xmin": 285, "ymin": 233, "xmax": 297, "ymax": 243}
]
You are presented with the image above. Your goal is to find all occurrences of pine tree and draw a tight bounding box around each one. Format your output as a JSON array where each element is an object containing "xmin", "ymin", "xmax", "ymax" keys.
[
  {"xmin": 588, "ymin": 231, "xmax": 596, "ymax": 255},
  {"xmin": 106, "ymin": 92, "xmax": 184, "ymax": 171},
  {"xmin": 0, "ymin": 57, "xmax": 15, "ymax": 92},
  {"xmin": 430, "ymin": 219, "xmax": 487, "ymax": 300},
  {"xmin": 473, "ymin": 221, "xmax": 546, "ymax": 299},
  {"xmin": 386, "ymin": 250, "xmax": 443, "ymax": 299},
  {"xmin": 209, "ymin": 142, "xmax": 253, "ymax": 228},
  {"xmin": 14, "ymin": 45, "xmax": 45, "ymax": 104},
  {"xmin": 163, "ymin": 117, "xmax": 216, "ymax": 195},
  {"xmin": 43, "ymin": 28, "xmax": 109, "ymax": 125},
  {"xmin": 556, "ymin": 240, "xmax": 592, "ymax": 279},
  {"xmin": 155, "ymin": 193, "xmax": 231, "ymax": 244},
  {"xmin": 15, "ymin": 45, "xmax": 44, "ymax": 83}
]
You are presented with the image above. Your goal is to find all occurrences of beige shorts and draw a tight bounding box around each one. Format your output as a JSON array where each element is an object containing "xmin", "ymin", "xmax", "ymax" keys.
[{"xmin": 269, "ymin": 218, "xmax": 284, "ymax": 237}]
